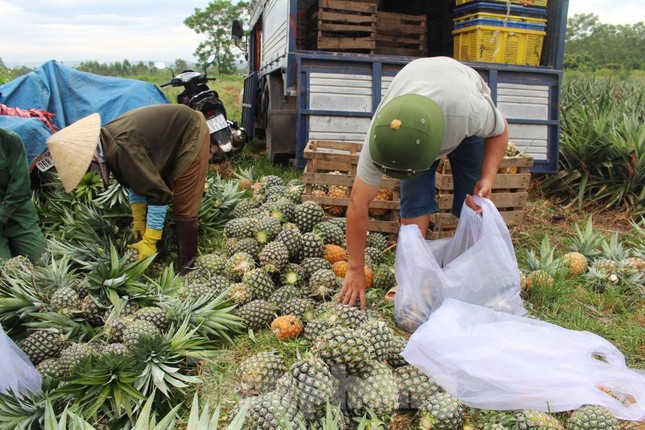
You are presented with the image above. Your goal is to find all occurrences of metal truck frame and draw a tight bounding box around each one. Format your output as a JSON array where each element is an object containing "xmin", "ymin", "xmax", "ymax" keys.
[{"xmin": 239, "ymin": 0, "xmax": 569, "ymax": 173}]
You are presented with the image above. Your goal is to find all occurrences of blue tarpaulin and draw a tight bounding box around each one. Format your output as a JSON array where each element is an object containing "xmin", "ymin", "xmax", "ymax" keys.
[{"xmin": 0, "ymin": 60, "xmax": 169, "ymax": 166}]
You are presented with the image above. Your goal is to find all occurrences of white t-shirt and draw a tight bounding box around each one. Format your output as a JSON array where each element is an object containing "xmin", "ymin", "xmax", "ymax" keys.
[{"xmin": 357, "ymin": 56, "xmax": 506, "ymax": 185}]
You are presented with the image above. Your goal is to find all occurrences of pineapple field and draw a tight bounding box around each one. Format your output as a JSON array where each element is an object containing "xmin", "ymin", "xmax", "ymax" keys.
[{"xmin": 0, "ymin": 73, "xmax": 643, "ymax": 429}]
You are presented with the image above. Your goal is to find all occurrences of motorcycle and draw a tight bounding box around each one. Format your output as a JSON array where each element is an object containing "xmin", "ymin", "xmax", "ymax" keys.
[{"xmin": 155, "ymin": 57, "xmax": 247, "ymax": 162}]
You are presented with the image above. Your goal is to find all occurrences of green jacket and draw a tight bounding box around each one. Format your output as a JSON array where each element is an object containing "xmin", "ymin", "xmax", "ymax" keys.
[
  {"xmin": 0, "ymin": 129, "xmax": 40, "ymax": 228},
  {"xmin": 100, "ymin": 104, "xmax": 206, "ymax": 206}
]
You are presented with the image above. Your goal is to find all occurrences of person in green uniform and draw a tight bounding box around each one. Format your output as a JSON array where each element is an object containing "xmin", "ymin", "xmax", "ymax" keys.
[
  {"xmin": 45, "ymin": 104, "xmax": 213, "ymax": 275},
  {"xmin": 0, "ymin": 129, "xmax": 46, "ymax": 263}
]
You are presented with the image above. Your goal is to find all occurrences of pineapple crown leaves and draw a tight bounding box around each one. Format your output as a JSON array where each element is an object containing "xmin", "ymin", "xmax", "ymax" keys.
[
  {"xmin": 0, "ymin": 388, "xmax": 47, "ymax": 430},
  {"xmin": 569, "ymin": 217, "xmax": 603, "ymax": 258},
  {"xmin": 523, "ymin": 235, "xmax": 564, "ymax": 276},
  {"xmin": 0, "ymin": 276, "xmax": 47, "ymax": 324},
  {"xmin": 92, "ymin": 180, "xmax": 129, "ymax": 209},
  {"xmin": 24, "ymin": 311, "xmax": 96, "ymax": 342},
  {"xmin": 43, "ymin": 398, "xmax": 97, "ymax": 430},
  {"xmin": 600, "ymin": 232, "xmax": 630, "ymax": 261},
  {"xmin": 129, "ymin": 336, "xmax": 202, "ymax": 400},
  {"xmin": 145, "ymin": 264, "xmax": 183, "ymax": 298},
  {"xmin": 356, "ymin": 407, "xmax": 388, "ymax": 430},
  {"xmin": 58, "ymin": 353, "xmax": 146, "ymax": 419},
  {"xmin": 131, "ymin": 394, "xmax": 181, "ymax": 430}
]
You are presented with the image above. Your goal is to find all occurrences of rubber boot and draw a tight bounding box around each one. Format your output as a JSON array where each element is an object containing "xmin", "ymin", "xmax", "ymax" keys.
[{"xmin": 175, "ymin": 217, "xmax": 199, "ymax": 275}]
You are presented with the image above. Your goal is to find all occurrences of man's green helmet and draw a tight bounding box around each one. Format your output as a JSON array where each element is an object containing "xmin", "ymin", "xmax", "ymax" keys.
[{"xmin": 369, "ymin": 94, "xmax": 445, "ymax": 179}]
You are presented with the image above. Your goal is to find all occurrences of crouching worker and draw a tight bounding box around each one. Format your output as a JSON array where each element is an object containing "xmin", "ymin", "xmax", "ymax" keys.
[
  {"xmin": 0, "ymin": 129, "xmax": 46, "ymax": 263},
  {"xmin": 46, "ymin": 104, "xmax": 214, "ymax": 274}
]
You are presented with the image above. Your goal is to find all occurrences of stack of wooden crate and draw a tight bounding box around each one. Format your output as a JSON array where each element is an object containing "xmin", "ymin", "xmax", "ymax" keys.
[
  {"xmin": 306, "ymin": 0, "xmax": 378, "ymax": 53},
  {"xmin": 375, "ymin": 11, "xmax": 427, "ymax": 56}
]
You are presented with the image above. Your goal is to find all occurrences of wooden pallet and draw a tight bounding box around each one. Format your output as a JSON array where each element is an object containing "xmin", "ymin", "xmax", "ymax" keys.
[
  {"xmin": 300, "ymin": 140, "xmax": 401, "ymax": 235},
  {"xmin": 375, "ymin": 11, "xmax": 427, "ymax": 56},
  {"xmin": 308, "ymin": 0, "xmax": 377, "ymax": 53}
]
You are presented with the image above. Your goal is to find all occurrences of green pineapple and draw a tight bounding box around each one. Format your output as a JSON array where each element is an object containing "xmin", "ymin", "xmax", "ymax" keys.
[
  {"xmin": 418, "ymin": 392, "xmax": 465, "ymax": 430},
  {"xmin": 366, "ymin": 232, "xmax": 389, "ymax": 251},
  {"xmin": 312, "ymin": 222, "xmax": 345, "ymax": 246},
  {"xmin": 303, "ymin": 319, "xmax": 336, "ymax": 345},
  {"xmin": 275, "ymin": 222, "xmax": 303, "ymax": 259},
  {"xmin": 567, "ymin": 405, "xmax": 618, "ymax": 430},
  {"xmin": 49, "ymin": 286, "xmax": 81, "ymax": 316},
  {"xmin": 20, "ymin": 329, "xmax": 65, "ymax": 365},
  {"xmin": 242, "ymin": 268, "xmax": 276, "ymax": 300},
  {"xmin": 232, "ymin": 198, "xmax": 261, "ymax": 218},
  {"xmin": 133, "ymin": 306, "xmax": 169, "ymax": 332},
  {"xmin": 254, "ymin": 215, "xmax": 282, "ymax": 244},
  {"xmin": 107, "ymin": 316, "xmax": 132, "ymax": 343},
  {"xmin": 236, "ymin": 350, "xmax": 288, "ymax": 396},
  {"xmin": 312, "ymin": 326, "xmax": 374, "ymax": 376},
  {"xmin": 288, "ymin": 356, "xmax": 336, "ymax": 418},
  {"xmin": 286, "ymin": 178, "xmax": 305, "ymax": 202},
  {"xmin": 394, "ymin": 365, "xmax": 442, "ymax": 410},
  {"xmin": 227, "ymin": 282, "xmax": 253, "ymax": 305},
  {"xmin": 80, "ymin": 295, "xmax": 106, "ymax": 326},
  {"xmin": 197, "ymin": 252, "xmax": 228, "ymax": 275},
  {"xmin": 58, "ymin": 342, "xmax": 95, "ymax": 377},
  {"xmin": 234, "ymin": 391, "xmax": 304, "ymax": 429},
  {"xmin": 282, "ymin": 297, "xmax": 316, "ymax": 321},
  {"xmin": 299, "ymin": 232, "xmax": 325, "ymax": 260},
  {"xmin": 225, "ymin": 251, "xmax": 257, "ymax": 281},
  {"xmin": 70, "ymin": 278, "xmax": 91, "ymax": 299},
  {"xmin": 226, "ymin": 237, "xmax": 261, "ymax": 257},
  {"xmin": 361, "ymin": 319, "xmax": 394, "ymax": 360},
  {"xmin": 510, "ymin": 410, "xmax": 564, "ymax": 430},
  {"xmin": 346, "ymin": 360, "xmax": 399, "ymax": 417},
  {"xmin": 326, "ymin": 217, "xmax": 347, "ymax": 234},
  {"xmin": 36, "ymin": 358, "xmax": 64, "ymax": 379},
  {"xmin": 294, "ymin": 200, "xmax": 325, "ymax": 233},
  {"xmin": 1, "ymin": 255, "xmax": 34, "ymax": 280},
  {"xmin": 264, "ymin": 184, "xmax": 289, "ymax": 201},
  {"xmin": 314, "ymin": 302, "xmax": 369, "ymax": 326},
  {"xmin": 373, "ymin": 264, "xmax": 396, "ymax": 290},
  {"xmin": 269, "ymin": 285, "xmax": 302, "ymax": 312},
  {"xmin": 224, "ymin": 217, "xmax": 258, "ymax": 239},
  {"xmin": 301, "ymin": 257, "xmax": 332, "ymax": 279},
  {"xmin": 236, "ymin": 299, "xmax": 276, "ymax": 331},
  {"xmin": 100, "ymin": 343, "xmax": 129, "ymax": 357},
  {"xmin": 123, "ymin": 319, "xmax": 161, "ymax": 347},
  {"xmin": 258, "ymin": 241, "xmax": 290, "ymax": 273},
  {"xmin": 385, "ymin": 336, "xmax": 409, "ymax": 368},
  {"xmin": 308, "ymin": 269, "xmax": 340, "ymax": 300},
  {"xmin": 259, "ymin": 174, "xmax": 286, "ymax": 191},
  {"xmin": 364, "ymin": 247, "xmax": 382, "ymax": 267},
  {"xmin": 280, "ymin": 262, "xmax": 306, "ymax": 288}
]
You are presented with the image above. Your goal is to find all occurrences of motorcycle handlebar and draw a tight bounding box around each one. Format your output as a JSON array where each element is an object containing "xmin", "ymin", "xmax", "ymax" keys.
[{"xmin": 160, "ymin": 82, "xmax": 172, "ymax": 88}]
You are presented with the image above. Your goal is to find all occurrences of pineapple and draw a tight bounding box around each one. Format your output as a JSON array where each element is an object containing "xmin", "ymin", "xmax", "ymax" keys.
[
  {"xmin": 369, "ymin": 188, "xmax": 393, "ymax": 217},
  {"xmin": 236, "ymin": 299, "xmax": 276, "ymax": 331},
  {"xmin": 279, "ymin": 262, "xmax": 306, "ymax": 288},
  {"xmin": 231, "ymin": 198, "xmax": 261, "ymax": 218},
  {"xmin": 58, "ymin": 342, "xmax": 95, "ymax": 377},
  {"xmin": 312, "ymin": 326, "xmax": 374, "ymax": 376},
  {"xmin": 373, "ymin": 264, "xmax": 396, "ymax": 290},
  {"xmin": 233, "ymin": 391, "xmax": 304, "ymax": 429},
  {"xmin": 122, "ymin": 319, "xmax": 161, "ymax": 347},
  {"xmin": 569, "ymin": 217, "xmax": 603, "ymax": 260},
  {"xmin": 385, "ymin": 336, "xmax": 409, "ymax": 368},
  {"xmin": 314, "ymin": 302, "xmax": 369, "ymax": 326},
  {"xmin": 225, "ymin": 251, "xmax": 257, "ymax": 281},
  {"xmin": 1, "ymin": 255, "xmax": 34, "ymax": 279},
  {"xmin": 313, "ymin": 221, "xmax": 345, "ymax": 246},
  {"xmin": 308, "ymin": 269, "xmax": 341, "ymax": 300},
  {"xmin": 361, "ymin": 319, "xmax": 394, "ymax": 360},
  {"xmin": 80, "ymin": 295, "xmax": 106, "ymax": 326},
  {"xmin": 323, "ymin": 244, "xmax": 347, "ymax": 264},
  {"xmin": 526, "ymin": 270, "xmax": 555, "ymax": 289},
  {"xmin": 419, "ymin": 392, "xmax": 465, "ymax": 430},
  {"xmin": 197, "ymin": 252, "xmax": 228, "ymax": 275},
  {"xmin": 394, "ymin": 365, "xmax": 442, "ymax": 410},
  {"xmin": 326, "ymin": 185, "xmax": 348, "ymax": 217},
  {"xmin": 258, "ymin": 240, "xmax": 290, "ymax": 273},
  {"xmin": 235, "ymin": 350, "xmax": 287, "ymax": 396},
  {"xmin": 562, "ymin": 252, "xmax": 588, "ymax": 277},
  {"xmin": 299, "ymin": 232, "xmax": 325, "ymax": 260},
  {"xmin": 267, "ymin": 197, "xmax": 296, "ymax": 222},
  {"xmin": 107, "ymin": 316, "xmax": 131, "ymax": 343},
  {"xmin": 259, "ymin": 174, "xmax": 286, "ymax": 192},
  {"xmin": 224, "ymin": 217, "xmax": 258, "ymax": 239},
  {"xmin": 332, "ymin": 260, "xmax": 349, "ymax": 278},
  {"xmin": 294, "ymin": 200, "xmax": 325, "ymax": 233},
  {"xmin": 242, "ymin": 268, "xmax": 276, "ymax": 300},
  {"xmin": 133, "ymin": 306, "xmax": 169, "ymax": 332},
  {"xmin": 301, "ymin": 257, "xmax": 332, "ymax": 279},
  {"xmin": 20, "ymin": 329, "xmax": 65, "ymax": 365},
  {"xmin": 366, "ymin": 231, "xmax": 389, "ymax": 251},
  {"xmin": 270, "ymin": 315, "xmax": 303, "ymax": 339},
  {"xmin": 282, "ymin": 297, "xmax": 316, "ymax": 321},
  {"xmin": 275, "ymin": 222, "xmax": 303, "ymax": 259},
  {"xmin": 269, "ymin": 285, "xmax": 302, "ymax": 312},
  {"xmin": 254, "ymin": 215, "xmax": 282, "ymax": 244},
  {"xmin": 49, "ymin": 286, "xmax": 81, "ymax": 316},
  {"xmin": 510, "ymin": 410, "xmax": 564, "ymax": 430},
  {"xmin": 226, "ymin": 237, "xmax": 261, "ymax": 258},
  {"xmin": 288, "ymin": 356, "xmax": 336, "ymax": 418},
  {"xmin": 36, "ymin": 358, "xmax": 64, "ymax": 379},
  {"xmin": 567, "ymin": 405, "xmax": 618, "ymax": 430},
  {"xmin": 326, "ymin": 217, "xmax": 347, "ymax": 234},
  {"xmin": 346, "ymin": 361, "xmax": 399, "ymax": 417},
  {"xmin": 227, "ymin": 282, "xmax": 253, "ymax": 305}
]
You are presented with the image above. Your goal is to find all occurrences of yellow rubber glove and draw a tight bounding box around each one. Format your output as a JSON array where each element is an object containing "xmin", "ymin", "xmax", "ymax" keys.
[
  {"xmin": 131, "ymin": 203, "xmax": 147, "ymax": 240},
  {"xmin": 127, "ymin": 228, "xmax": 162, "ymax": 261}
]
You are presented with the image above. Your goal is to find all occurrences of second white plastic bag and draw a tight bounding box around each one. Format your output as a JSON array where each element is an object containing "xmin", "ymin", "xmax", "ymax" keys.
[
  {"xmin": 394, "ymin": 196, "xmax": 525, "ymax": 332},
  {"xmin": 0, "ymin": 324, "xmax": 41, "ymax": 396}
]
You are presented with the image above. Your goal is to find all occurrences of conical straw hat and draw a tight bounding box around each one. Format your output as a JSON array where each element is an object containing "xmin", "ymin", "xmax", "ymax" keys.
[{"xmin": 46, "ymin": 113, "xmax": 101, "ymax": 192}]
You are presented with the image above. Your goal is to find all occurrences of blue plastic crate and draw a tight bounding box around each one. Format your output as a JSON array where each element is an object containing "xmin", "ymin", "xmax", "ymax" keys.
[{"xmin": 455, "ymin": 2, "xmax": 548, "ymax": 17}]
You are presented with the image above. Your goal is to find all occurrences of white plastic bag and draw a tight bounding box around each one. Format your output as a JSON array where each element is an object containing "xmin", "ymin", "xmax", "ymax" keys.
[
  {"xmin": 403, "ymin": 299, "xmax": 645, "ymax": 421},
  {"xmin": 394, "ymin": 196, "xmax": 525, "ymax": 332},
  {"xmin": 0, "ymin": 324, "xmax": 42, "ymax": 396}
]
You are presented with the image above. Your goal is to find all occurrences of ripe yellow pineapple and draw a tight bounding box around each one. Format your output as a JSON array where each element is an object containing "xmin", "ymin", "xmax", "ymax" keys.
[
  {"xmin": 526, "ymin": 270, "xmax": 554, "ymax": 289},
  {"xmin": 369, "ymin": 188, "xmax": 393, "ymax": 217},
  {"xmin": 332, "ymin": 260, "xmax": 349, "ymax": 278},
  {"xmin": 325, "ymin": 185, "xmax": 348, "ymax": 216},
  {"xmin": 323, "ymin": 244, "xmax": 347, "ymax": 264},
  {"xmin": 270, "ymin": 315, "xmax": 303, "ymax": 340},
  {"xmin": 562, "ymin": 251, "xmax": 588, "ymax": 277}
]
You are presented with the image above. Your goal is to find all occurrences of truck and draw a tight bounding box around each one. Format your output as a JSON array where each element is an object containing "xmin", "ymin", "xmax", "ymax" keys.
[{"xmin": 234, "ymin": 0, "xmax": 569, "ymax": 173}]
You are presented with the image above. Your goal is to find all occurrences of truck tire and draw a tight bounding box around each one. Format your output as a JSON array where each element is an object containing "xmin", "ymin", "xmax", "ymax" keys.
[{"xmin": 263, "ymin": 74, "xmax": 296, "ymax": 163}]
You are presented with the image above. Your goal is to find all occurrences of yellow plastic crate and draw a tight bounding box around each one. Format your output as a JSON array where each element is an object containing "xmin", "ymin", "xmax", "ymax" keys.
[
  {"xmin": 456, "ymin": 0, "xmax": 548, "ymax": 7},
  {"xmin": 453, "ymin": 24, "xmax": 545, "ymax": 66},
  {"xmin": 454, "ymin": 12, "xmax": 547, "ymax": 27}
]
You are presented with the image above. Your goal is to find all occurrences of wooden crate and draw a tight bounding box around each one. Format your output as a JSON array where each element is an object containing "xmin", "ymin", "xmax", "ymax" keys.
[
  {"xmin": 428, "ymin": 155, "xmax": 534, "ymax": 238},
  {"xmin": 307, "ymin": 0, "xmax": 377, "ymax": 53},
  {"xmin": 300, "ymin": 140, "xmax": 401, "ymax": 235},
  {"xmin": 375, "ymin": 11, "xmax": 427, "ymax": 56}
]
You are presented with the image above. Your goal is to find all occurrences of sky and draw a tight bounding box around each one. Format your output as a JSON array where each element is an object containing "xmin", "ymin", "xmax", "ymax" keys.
[{"xmin": 1, "ymin": 0, "xmax": 644, "ymax": 67}]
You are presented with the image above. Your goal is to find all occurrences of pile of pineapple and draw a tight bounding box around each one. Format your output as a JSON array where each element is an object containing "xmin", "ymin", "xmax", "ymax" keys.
[{"xmin": 0, "ymin": 168, "xmax": 637, "ymax": 429}]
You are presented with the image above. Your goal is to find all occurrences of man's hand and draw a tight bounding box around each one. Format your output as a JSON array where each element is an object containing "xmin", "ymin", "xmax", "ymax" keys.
[
  {"xmin": 127, "ymin": 228, "xmax": 162, "ymax": 261},
  {"xmin": 338, "ymin": 266, "xmax": 367, "ymax": 309},
  {"xmin": 131, "ymin": 203, "xmax": 147, "ymax": 240}
]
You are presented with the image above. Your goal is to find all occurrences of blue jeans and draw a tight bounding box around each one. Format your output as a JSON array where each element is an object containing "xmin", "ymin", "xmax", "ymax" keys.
[{"xmin": 400, "ymin": 136, "xmax": 484, "ymax": 218}]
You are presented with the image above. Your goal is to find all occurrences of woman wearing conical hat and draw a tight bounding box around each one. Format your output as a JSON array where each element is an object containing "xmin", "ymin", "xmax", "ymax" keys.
[{"xmin": 46, "ymin": 104, "xmax": 215, "ymax": 275}]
